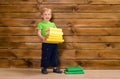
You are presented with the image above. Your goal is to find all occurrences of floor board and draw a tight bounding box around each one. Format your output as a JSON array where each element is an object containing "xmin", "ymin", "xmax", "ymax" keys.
[{"xmin": 0, "ymin": 68, "xmax": 120, "ymax": 79}]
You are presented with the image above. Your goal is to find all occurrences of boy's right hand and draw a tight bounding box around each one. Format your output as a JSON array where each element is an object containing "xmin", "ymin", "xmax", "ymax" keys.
[
  {"xmin": 37, "ymin": 30, "xmax": 45, "ymax": 42},
  {"xmin": 39, "ymin": 37, "xmax": 45, "ymax": 42}
]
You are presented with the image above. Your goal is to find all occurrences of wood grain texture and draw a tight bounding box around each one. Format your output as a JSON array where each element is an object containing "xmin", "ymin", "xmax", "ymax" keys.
[
  {"xmin": 40, "ymin": 4, "xmax": 120, "ymax": 13},
  {"xmin": 0, "ymin": 36, "xmax": 120, "ymax": 42},
  {"xmin": 0, "ymin": 69, "xmax": 120, "ymax": 79},
  {"xmin": 60, "ymin": 60, "xmax": 120, "ymax": 69},
  {"xmin": 42, "ymin": 0, "xmax": 120, "ymax": 4},
  {"xmin": 1, "ymin": 13, "xmax": 120, "ymax": 19},
  {"xmin": 0, "ymin": 5, "xmax": 38, "ymax": 12},
  {"xmin": 0, "ymin": 19, "xmax": 120, "ymax": 27},
  {"xmin": 87, "ymin": 0, "xmax": 120, "ymax": 4},
  {"xmin": 1, "ymin": 27, "xmax": 120, "ymax": 35},
  {"xmin": 0, "ymin": 59, "xmax": 10, "ymax": 68},
  {"xmin": 0, "ymin": 0, "xmax": 37, "ymax": 4},
  {"xmin": 0, "ymin": 0, "xmax": 120, "ymax": 69},
  {"xmin": 1, "ymin": 42, "xmax": 120, "ymax": 50}
]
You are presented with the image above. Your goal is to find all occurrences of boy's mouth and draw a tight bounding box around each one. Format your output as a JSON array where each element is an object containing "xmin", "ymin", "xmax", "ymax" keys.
[{"xmin": 46, "ymin": 18, "xmax": 50, "ymax": 20}]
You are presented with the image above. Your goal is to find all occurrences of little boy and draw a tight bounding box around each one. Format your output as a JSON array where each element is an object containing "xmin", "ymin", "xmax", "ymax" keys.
[{"xmin": 36, "ymin": 8, "xmax": 62, "ymax": 74}]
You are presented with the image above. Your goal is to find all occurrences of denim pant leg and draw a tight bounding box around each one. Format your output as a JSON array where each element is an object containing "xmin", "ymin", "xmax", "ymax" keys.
[
  {"xmin": 41, "ymin": 43, "xmax": 51, "ymax": 68},
  {"xmin": 50, "ymin": 44, "xmax": 58, "ymax": 67}
]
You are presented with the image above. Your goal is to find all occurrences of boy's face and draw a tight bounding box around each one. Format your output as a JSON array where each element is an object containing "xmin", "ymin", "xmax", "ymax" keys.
[{"xmin": 42, "ymin": 10, "xmax": 52, "ymax": 22}]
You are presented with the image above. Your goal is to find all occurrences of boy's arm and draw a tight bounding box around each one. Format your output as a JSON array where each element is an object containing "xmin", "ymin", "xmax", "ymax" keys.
[{"xmin": 37, "ymin": 30, "xmax": 45, "ymax": 42}]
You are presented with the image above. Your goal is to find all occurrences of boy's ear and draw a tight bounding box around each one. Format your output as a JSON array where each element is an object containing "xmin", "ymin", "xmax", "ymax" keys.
[
  {"xmin": 41, "ymin": 15, "xmax": 43, "ymax": 18},
  {"xmin": 41, "ymin": 14, "xmax": 43, "ymax": 17}
]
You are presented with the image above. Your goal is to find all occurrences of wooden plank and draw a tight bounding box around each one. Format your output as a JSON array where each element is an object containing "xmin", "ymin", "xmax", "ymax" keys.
[
  {"xmin": 60, "ymin": 60, "xmax": 120, "ymax": 69},
  {"xmin": 54, "ymin": 19, "xmax": 119, "ymax": 28},
  {"xmin": 0, "ymin": 3, "xmax": 119, "ymax": 13},
  {"xmin": 59, "ymin": 49, "xmax": 76, "ymax": 59},
  {"xmin": 0, "ymin": 19, "xmax": 39, "ymax": 27},
  {"xmin": 10, "ymin": 50, "xmax": 75, "ymax": 68},
  {"xmin": 11, "ymin": 59, "xmax": 32, "ymax": 68},
  {"xmin": 30, "ymin": 59, "xmax": 40, "ymax": 68},
  {"xmin": 9, "ymin": 59, "xmax": 120, "ymax": 69},
  {"xmin": 88, "ymin": 0, "xmax": 120, "ymax": 4},
  {"xmin": 0, "ymin": 36, "xmax": 120, "ymax": 43},
  {"xmin": 39, "ymin": 3, "xmax": 76, "ymax": 13},
  {"xmin": 0, "ymin": 19, "xmax": 120, "ymax": 27},
  {"xmin": 0, "ymin": 42, "xmax": 41, "ymax": 49},
  {"xmin": 60, "ymin": 60, "xmax": 78, "ymax": 68},
  {"xmin": 0, "ymin": 69, "xmax": 120, "ymax": 79},
  {"xmin": 60, "ymin": 49, "xmax": 120, "ymax": 59},
  {"xmin": 1, "ymin": 13, "xmax": 120, "ymax": 19},
  {"xmin": 75, "ymin": 60, "xmax": 120, "ymax": 69},
  {"xmin": 9, "ymin": 42, "xmax": 42, "ymax": 49},
  {"xmin": 76, "ymin": 5, "xmax": 120, "ymax": 13},
  {"xmin": 1, "ymin": 42, "xmax": 120, "ymax": 50},
  {"xmin": 1, "ymin": 49, "xmax": 75, "ymax": 59},
  {"xmin": 54, "ymin": 13, "xmax": 120, "ymax": 19},
  {"xmin": 0, "ymin": 5, "xmax": 38, "ymax": 12},
  {"xmin": 58, "ymin": 43, "xmax": 120, "ymax": 50},
  {"xmin": 0, "ymin": 27, "xmax": 37, "ymax": 35},
  {"xmin": 0, "ymin": 52, "xmax": 119, "ymax": 69},
  {"xmin": 0, "ymin": 13, "xmax": 41, "ymax": 19},
  {"xmin": 64, "ymin": 36, "xmax": 120, "ymax": 43},
  {"xmin": 42, "ymin": 0, "xmax": 120, "ymax": 4},
  {"xmin": 0, "ymin": 59, "xmax": 10, "ymax": 68},
  {"xmin": 0, "ymin": 49, "xmax": 15, "ymax": 58},
  {"xmin": 0, "ymin": 0, "xmax": 37, "ymax": 4},
  {"xmin": 76, "ymin": 49, "xmax": 120, "ymax": 59},
  {"xmin": 55, "ymin": 19, "xmax": 120, "ymax": 27},
  {"xmin": 0, "ymin": 36, "xmax": 39, "ymax": 42},
  {"xmin": 0, "ymin": 36, "xmax": 10, "ymax": 42},
  {"xmin": 0, "ymin": 49, "xmax": 41, "ymax": 59},
  {"xmin": 12, "ymin": 49, "xmax": 41, "ymax": 59},
  {"xmin": 41, "ymin": 0, "xmax": 87, "ymax": 4},
  {"xmin": 0, "ymin": 49, "xmax": 119, "ymax": 59},
  {"xmin": 62, "ymin": 28, "xmax": 120, "ymax": 35},
  {"xmin": 1, "ymin": 27, "xmax": 120, "ymax": 35},
  {"xmin": 40, "ymin": 4, "xmax": 120, "ymax": 13},
  {"xmin": 12, "ymin": 59, "xmax": 41, "ymax": 68},
  {"xmin": 8, "ymin": 36, "xmax": 40, "ymax": 42},
  {"xmin": 0, "ymin": 42, "xmax": 9, "ymax": 48}
]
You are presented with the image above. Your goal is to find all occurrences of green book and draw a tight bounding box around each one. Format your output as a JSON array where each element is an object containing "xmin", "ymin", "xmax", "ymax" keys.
[
  {"xmin": 64, "ymin": 70, "xmax": 84, "ymax": 74},
  {"xmin": 66, "ymin": 66, "xmax": 84, "ymax": 72}
]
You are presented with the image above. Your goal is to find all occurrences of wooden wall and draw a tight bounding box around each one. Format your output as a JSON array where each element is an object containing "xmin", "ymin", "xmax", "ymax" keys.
[{"xmin": 0, "ymin": 0, "xmax": 120, "ymax": 69}]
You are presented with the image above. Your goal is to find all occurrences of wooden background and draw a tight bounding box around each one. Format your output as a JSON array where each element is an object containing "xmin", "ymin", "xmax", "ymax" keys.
[{"xmin": 0, "ymin": 0, "xmax": 120, "ymax": 69}]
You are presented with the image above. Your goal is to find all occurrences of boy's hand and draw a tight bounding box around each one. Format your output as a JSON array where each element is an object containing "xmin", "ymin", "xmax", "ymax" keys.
[
  {"xmin": 38, "ymin": 36, "xmax": 45, "ymax": 42},
  {"xmin": 37, "ymin": 30, "xmax": 46, "ymax": 42},
  {"xmin": 41, "ymin": 37, "xmax": 45, "ymax": 42}
]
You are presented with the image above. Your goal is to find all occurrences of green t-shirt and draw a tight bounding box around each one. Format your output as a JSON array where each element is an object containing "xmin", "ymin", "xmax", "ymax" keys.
[{"xmin": 36, "ymin": 20, "xmax": 57, "ymax": 37}]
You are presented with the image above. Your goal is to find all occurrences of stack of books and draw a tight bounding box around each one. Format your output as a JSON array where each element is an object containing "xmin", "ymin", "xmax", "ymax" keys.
[
  {"xmin": 64, "ymin": 66, "xmax": 84, "ymax": 74},
  {"xmin": 45, "ymin": 28, "xmax": 64, "ymax": 44}
]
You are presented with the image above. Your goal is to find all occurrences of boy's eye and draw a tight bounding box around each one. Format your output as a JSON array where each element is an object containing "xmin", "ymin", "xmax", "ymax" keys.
[{"xmin": 44, "ymin": 14, "xmax": 50, "ymax": 15}]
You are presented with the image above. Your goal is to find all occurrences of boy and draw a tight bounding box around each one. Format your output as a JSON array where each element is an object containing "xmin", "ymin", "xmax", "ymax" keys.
[{"xmin": 36, "ymin": 8, "xmax": 62, "ymax": 74}]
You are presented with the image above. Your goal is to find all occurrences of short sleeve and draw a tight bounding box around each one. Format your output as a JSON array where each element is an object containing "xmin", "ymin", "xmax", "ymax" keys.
[
  {"xmin": 36, "ymin": 22, "xmax": 43, "ymax": 30},
  {"xmin": 52, "ymin": 22, "xmax": 57, "ymax": 28}
]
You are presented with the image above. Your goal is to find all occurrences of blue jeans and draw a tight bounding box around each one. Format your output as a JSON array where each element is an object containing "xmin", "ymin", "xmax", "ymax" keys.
[{"xmin": 41, "ymin": 43, "xmax": 59, "ymax": 68}]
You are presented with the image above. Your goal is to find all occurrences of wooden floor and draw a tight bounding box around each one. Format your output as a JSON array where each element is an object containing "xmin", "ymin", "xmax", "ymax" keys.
[{"xmin": 0, "ymin": 68, "xmax": 120, "ymax": 79}]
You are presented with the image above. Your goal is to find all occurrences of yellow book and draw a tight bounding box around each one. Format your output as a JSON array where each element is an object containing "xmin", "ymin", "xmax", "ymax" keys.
[
  {"xmin": 46, "ymin": 35, "xmax": 63, "ymax": 39},
  {"xmin": 46, "ymin": 31, "xmax": 63, "ymax": 35},
  {"xmin": 45, "ymin": 39, "xmax": 64, "ymax": 43},
  {"xmin": 46, "ymin": 28, "xmax": 62, "ymax": 32},
  {"xmin": 45, "ymin": 28, "xmax": 64, "ymax": 44},
  {"xmin": 46, "ymin": 34, "xmax": 63, "ymax": 38},
  {"xmin": 47, "ymin": 38, "xmax": 64, "ymax": 41}
]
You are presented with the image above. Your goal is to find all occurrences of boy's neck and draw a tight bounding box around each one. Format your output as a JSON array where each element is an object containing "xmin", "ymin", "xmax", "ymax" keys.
[{"xmin": 43, "ymin": 20, "xmax": 50, "ymax": 22}]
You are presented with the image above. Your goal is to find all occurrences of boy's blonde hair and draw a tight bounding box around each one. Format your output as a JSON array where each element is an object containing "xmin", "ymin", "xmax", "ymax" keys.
[{"xmin": 40, "ymin": 8, "xmax": 52, "ymax": 15}]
